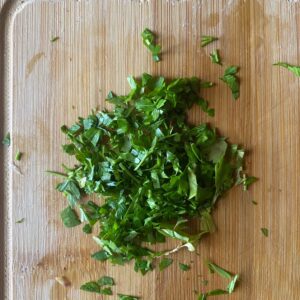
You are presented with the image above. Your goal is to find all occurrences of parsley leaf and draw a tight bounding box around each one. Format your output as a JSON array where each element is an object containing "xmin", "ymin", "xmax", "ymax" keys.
[
  {"xmin": 273, "ymin": 62, "xmax": 300, "ymax": 77},
  {"xmin": 98, "ymin": 276, "xmax": 115, "ymax": 286},
  {"xmin": 201, "ymin": 35, "xmax": 218, "ymax": 47},
  {"xmin": 91, "ymin": 250, "xmax": 109, "ymax": 261},
  {"xmin": 206, "ymin": 261, "xmax": 232, "ymax": 279},
  {"xmin": 60, "ymin": 206, "xmax": 81, "ymax": 228},
  {"xmin": 16, "ymin": 218, "xmax": 25, "ymax": 224},
  {"xmin": 179, "ymin": 263, "xmax": 190, "ymax": 271},
  {"xmin": 220, "ymin": 66, "xmax": 240, "ymax": 100},
  {"xmin": 51, "ymin": 36, "xmax": 59, "ymax": 43},
  {"xmin": 261, "ymin": 228, "xmax": 269, "ymax": 237},
  {"xmin": 15, "ymin": 151, "xmax": 23, "ymax": 161},
  {"xmin": 209, "ymin": 49, "xmax": 222, "ymax": 65},
  {"xmin": 80, "ymin": 281, "xmax": 101, "ymax": 293},
  {"xmin": 159, "ymin": 258, "xmax": 173, "ymax": 271},
  {"xmin": 2, "ymin": 132, "xmax": 10, "ymax": 146},
  {"xmin": 118, "ymin": 294, "xmax": 140, "ymax": 300},
  {"xmin": 141, "ymin": 28, "xmax": 161, "ymax": 62},
  {"xmin": 82, "ymin": 224, "xmax": 92, "ymax": 234}
]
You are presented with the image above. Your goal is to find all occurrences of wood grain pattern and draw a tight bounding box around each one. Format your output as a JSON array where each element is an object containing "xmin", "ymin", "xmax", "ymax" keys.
[{"xmin": 2, "ymin": 0, "xmax": 300, "ymax": 299}]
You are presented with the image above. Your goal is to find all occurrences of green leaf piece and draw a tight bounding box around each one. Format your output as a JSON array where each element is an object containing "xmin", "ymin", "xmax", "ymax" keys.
[
  {"xmin": 201, "ymin": 35, "xmax": 218, "ymax": 47},
  {"xmin": 141, "ymin": 28, "xmax": 161, "ymax": 62},
  {"xmin": 209, "ymin": 49, "xmax": 222, "ymax": 65},
  {"xmin": 2, "ymin": 132, "xmax": 10, "ymax": 146},
  {"xmin": 261, "ymin": 228, "xmax": 269, "ymax": 237},
  {"xmin": 206, "ymin": 260, "xmax": 232, "ymax": 279},
  {"xmin": 118, "ymin": 294, "xmax": 140, "ymax": 300},
  {"xmin": 15, "ymin": 151, "xmax": 22, "ymax": 161},
  {"xmin": 179, "ymin": 263, "xmax": 190, "ymax": 271},
  {"xmin": 60, "ymin": 206, "xmax": 81, "ymax": 228},
  {"xmin": 98, "ymin": 276, "xmax": 115, "ymax": 286},
  {"xmin": 273, "ymin": 62, "xmax": 300, "ymax": 77},
  {"xmin": 159, "ymin": 258, "xmax": 173, "ymax": 271},
  {"xmin": 220, "ymin": 66, "xmax": 240, "ymax": 100}
]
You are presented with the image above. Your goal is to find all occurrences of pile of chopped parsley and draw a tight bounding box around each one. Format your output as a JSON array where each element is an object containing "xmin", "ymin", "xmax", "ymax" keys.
[{"xmin": 54, "ymin": 73, "xmax": 251, "ymax": 274}]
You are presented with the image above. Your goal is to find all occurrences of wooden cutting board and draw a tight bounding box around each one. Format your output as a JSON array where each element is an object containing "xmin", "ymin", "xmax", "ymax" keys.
[{"xmin": 1, "ymin": 0, "xmax": 300, "ymax": 299}]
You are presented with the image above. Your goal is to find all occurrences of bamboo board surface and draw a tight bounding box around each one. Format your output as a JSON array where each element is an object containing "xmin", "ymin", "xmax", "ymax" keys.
[{"xmin": 1, "ymin": 0, "xmax": 300, "ymax": 299}]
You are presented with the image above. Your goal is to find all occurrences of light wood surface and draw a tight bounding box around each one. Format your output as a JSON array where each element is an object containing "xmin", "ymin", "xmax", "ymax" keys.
[{"xmin": 3, "ymin": 0, "xmax": 300, "ymax": 299}]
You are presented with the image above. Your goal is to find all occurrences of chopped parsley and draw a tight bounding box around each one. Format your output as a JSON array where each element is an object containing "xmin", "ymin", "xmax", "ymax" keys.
[
  {"xmin": 52, "ymin": 73, "xmax": 253, "ymax": 276},
  {"xmin": 261, "ymin": 228, "xmax": 269, "ymax": 237},
  {"xmin": 273, "ymin": 62, "xmax": 300, "ymax": 77},
  {"xmin": 220, "ymin": 66, "xmax": 240, "ymax": 100},
  {"xmin": 2, "ymin": 132, "xmax": 10, "ymax": 146},
  {"xmin": 209, "ymin": 49, "xmax": 222, "ymax": 65},
  {"xmin": 141, "ymin": 28, "xmax": 161, "ymax": 62},
  {"xmin": 201, "ymin": 36, "xmax": 218, "ymax": 47},
  {"xmin": 179, "ymin": 263, "xmax": 190, "ymax": 271}
]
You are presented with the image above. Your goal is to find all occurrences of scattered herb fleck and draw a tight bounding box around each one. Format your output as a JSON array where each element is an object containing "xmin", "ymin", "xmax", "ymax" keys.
[
  {"xmin": 80, "ymin": 280, "xmax": 113, "ymax": 295},
  {"xmin": 252, "ymin": 200, "xmax": 258, "ymax": 205},
  {"xmin": 60, "ymin": 206, "xmax": 81, "ymax": 228},
  {"xmin": 261, "ymin": 228, "xmax": 269, "ymax": 237},
  {"xmin": 16, "ymin": 218, "xmax": 25, "ymax": 224},
  {"xmin": 220, "ymin": 65, "xmax": 240, "ymax": 100},
  {"xmin": 118, "ymin": 294, "xmax": 140, "ymax": 300},
  {"xmin": 179, "ymin": 263, "xmax": 190, "ymax": 271},
  {"xmin": 242, "ymin": 175, "xmax": 258, "ymax": 191},
  {"xmin": 15, "ymin": 151, "xmax": 22, "ymax": 161},
  {"xmin": 201, "ymin": 35, "xmax": 218, "ymax": 47},
  {"xmin": 141, "ymin": 28, "xmax": 161, "ymax": 62},
  {"xmin": 51, "ymin": 36, "xmax": 60, "ymax": 43},
  {"xmin": 98, "ymin": 276, "xmax": 115, "ymax": 286},
  {"xmin": 273, "ymin": 62, "xmax": 300, "ymax": 77},
  {"xmin": 209, "ymin": 49, "xmax": 222, "ymax": 65},
  {"xmin": 159, "ymin": 258, "xmax": 173, "ymax": 271},
  {"xmin": 82, "ymin": 224, "xmax": 92, "ymax": 234},
  {"xmin": 2, "ymin": 132, "xmax": 10, "ymax": 146}
]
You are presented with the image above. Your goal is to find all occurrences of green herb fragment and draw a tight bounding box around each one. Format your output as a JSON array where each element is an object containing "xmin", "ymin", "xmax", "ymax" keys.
[
  {"xmin": 206, "ymin": 260, "xmax": 232, "ymax": 279},
  {"xmin": 118, "ymin": 294, "xmax": 140, "ymax": 300},
  {"xmin": 80, "ymin": 279, "xmax": 113, "ymax": 295},
  {"xmin": 60, "ymin": 206, "xmax": 81, "ymax": 228},
  {"xmin": 242, "ymin": 175, "xmax": 258, "ymax": 191},
  {"xmin": 141, "ymin": 28, "xmax": 161, "ymax": 62},
  {"xmin": 51, "ymin": 36, "xmax": 60, "ymax": 43},
  {"xmin": 2, "ymin": 132, "xmax": 10, "ymax": 146},
  {"xmin": 252, "ymin": 200, "xmax": 258, "ymax": 205},
  {"xmin": 207, "ymin": 289, "xmax": 229, "ymax": 296},
  {"xmin": 220, "ymin": 66, "xmax": 240, "ymax": 100},
  {"xmin": 261, "ymin": 227, "xmax": 269, "ymax": 237},
  {"xmin": 273, "ymin": 62, "xmax": 300, "ymax": 77},
  {"xmin": 82, "ymin": 224, "xmax": 92, "ymax": 234},
  {"xmin": 201, "ymin": 35, "xmax": 218, "ymax": 47},
  {"xmin": 209, "ymin": 49, "xmax": 222, "ymax": 65},
  {"xmin": 53, "ymin": 73, "xmax": 254, "ymax": 276},
  {"xmin": 80, "ymin": 281, "xmax": 101, "ymax": 293},
  {"xmin": 98, "ymin": 276, "xmax": 115, "ymax": 286},
  {"xmin": 15, "ymin": 151, "xmax": 23, "ymax": 161},
  {"xmin": 201, "ymin": 279, "xmax": 209, "ymax": 286},
  {"xmin": 197, "ymin": 98, "xmax": 215, "ymax": 117},
  {"xmin": 91, "ymin": 250, "xmax": 109, "ymax": 261},
  {"xmin": 134, "ymin": 259, "xmax": 152, "ymax": 275},
  {"xmin": 159, "ymin": 258, "xmax": 173, "ymax": 271},
  {"xmin": 198, "ymin": 293, "xmax": 207, "ymax": 300},
  {"xmin": 200, "ymin": 81, "xmax": 215, "ymax": 88},
  {"xmin": 227, "ymin": 274, "xmax": 239, "ymax": 293},
  {"xmin": 179, "ymin": 263, "xmax": 190, "ymax": 271},
  {"xmin": 205, "ymin": 261, "xmax": 240, "ymax": 295},
  {"xmin": 16, "ymin": 218, "xmax": 25, "ymax": 224}
]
